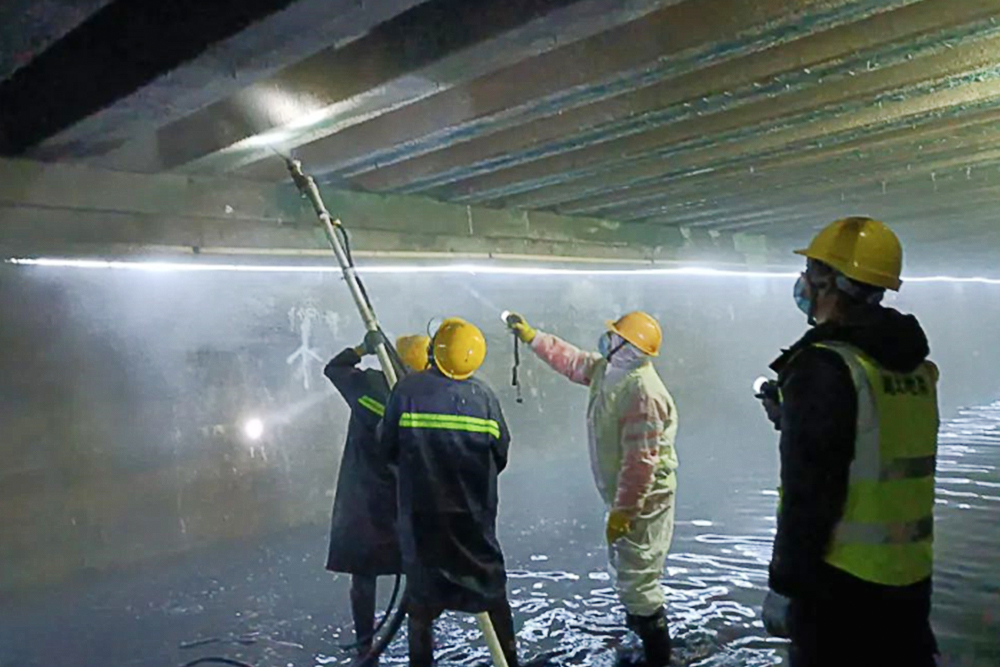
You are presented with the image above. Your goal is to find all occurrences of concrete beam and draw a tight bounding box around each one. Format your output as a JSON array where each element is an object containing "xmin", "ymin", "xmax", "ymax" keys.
[
  {"xmin": 350, "ymin": 0, "xmax": 965, "ymax": 194},
  {"xmin": 132, "ymin": 0, "xmax": 683, "ymax": 175},
  {"xmin": 26, "ymin": 0, "xmax": 429, "ymax": 161},
  {"xmin": 242, "ymin": 0, "xmax": 897, "ymax": 183},
  {"xmin": 605, "ymin": 104, "xmax": 1000, "ymax": 223},
  {"xmin": 0, "ymin": 158, "xmax": 757, "ymax": 263},
  {"xmin": 456, "ymin": 25, "xmax": 1000, "ymax": 209}
]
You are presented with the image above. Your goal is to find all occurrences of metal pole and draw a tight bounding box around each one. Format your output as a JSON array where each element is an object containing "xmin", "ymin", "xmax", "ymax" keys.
[
  {"xmin": 286, "ymin": 159, "xmax": 398, "ymax": 388},
  {"xmin": 476, "ymin": 613, "xmax": 511, "ymax": 667}
]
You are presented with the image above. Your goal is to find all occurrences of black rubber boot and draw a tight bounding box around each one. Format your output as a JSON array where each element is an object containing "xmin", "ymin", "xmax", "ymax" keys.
[{"xmin": 626, "ymin": 608, "xmax": 672, "ymax": 667}]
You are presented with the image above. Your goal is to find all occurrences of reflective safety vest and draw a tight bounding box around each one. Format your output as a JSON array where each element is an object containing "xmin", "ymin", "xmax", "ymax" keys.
[{"xmin": 817, "ymin": 342, "xmax": 939, "ymax": 586}]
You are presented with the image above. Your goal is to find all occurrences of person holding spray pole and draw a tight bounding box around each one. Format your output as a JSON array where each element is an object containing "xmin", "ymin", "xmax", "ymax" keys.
[{"xmin": 324, "ymin": 333, "xmax": 430, "ymax": 663}]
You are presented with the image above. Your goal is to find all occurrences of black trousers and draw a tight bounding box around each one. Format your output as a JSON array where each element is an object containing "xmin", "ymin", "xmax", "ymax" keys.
[
  {"xmin": 407, "ymin": 597, "xmax": 519, "ymax": 667},
  {"xmin": 788, "ymin": 597, "xmax": 938, "ymax": 667}
]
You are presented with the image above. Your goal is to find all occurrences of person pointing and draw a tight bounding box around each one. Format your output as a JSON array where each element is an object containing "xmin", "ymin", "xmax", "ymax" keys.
[{"xmin": 506, "ymin": 311, "xmax": 678, "ymax": 667}]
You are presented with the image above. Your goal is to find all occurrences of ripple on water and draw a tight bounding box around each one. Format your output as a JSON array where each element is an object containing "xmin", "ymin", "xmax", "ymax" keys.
[{"xmin": 371, "ymin": 403, "xmax": 1000, "ymax": 666}]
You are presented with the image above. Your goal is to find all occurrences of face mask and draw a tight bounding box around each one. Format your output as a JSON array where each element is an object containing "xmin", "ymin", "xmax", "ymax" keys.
[
  {"xmin": 598, "ymin": 332, "xmax": 631, "ymax": 360},
  {"xmin": 597, "ymin": 332, "xmax": 614, "ymax": 359},
  {"xmin": 609, "ymin": 344, "xmax": 646, "ymax": 369},
  {"xmin": 793, "ymin": 275, "xmax": 812, "ymax": 317}
]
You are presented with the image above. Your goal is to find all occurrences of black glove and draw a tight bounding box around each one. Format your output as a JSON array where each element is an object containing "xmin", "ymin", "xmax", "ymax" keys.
[{"xmin": 358, "ymin": 329, "xmax": 385, "ymax": 356}]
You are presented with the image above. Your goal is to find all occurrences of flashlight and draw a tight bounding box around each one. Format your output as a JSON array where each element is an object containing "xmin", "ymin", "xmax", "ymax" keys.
[
  {"xmin": 754, "ymin": 376, "xmax": 779, "ymax": 401},
  {"xmin": 501, "ymin": 310, "xmax": 523, "ymax": 327}
]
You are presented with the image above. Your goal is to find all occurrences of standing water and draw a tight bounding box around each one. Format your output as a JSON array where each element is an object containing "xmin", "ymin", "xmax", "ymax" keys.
[{"xmin": 0, "ymin": 267, "xmax": 997, "ymax": 666}]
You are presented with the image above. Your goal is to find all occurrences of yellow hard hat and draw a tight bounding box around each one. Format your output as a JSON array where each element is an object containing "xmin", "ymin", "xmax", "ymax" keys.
[
  {"xmin": 606, "ymin": 311, "xmax": 662, "ymax": 357},
  {"xmin": 795, "ymin": 216, "xmax": 903, "ymax": 290},
  {"xmin": 396, "ymin": 334, "xmax": 430, "ymax": 372},
  {"xmin": 431, "ymin": 318, "xmax": 486, "ymax": 380}
]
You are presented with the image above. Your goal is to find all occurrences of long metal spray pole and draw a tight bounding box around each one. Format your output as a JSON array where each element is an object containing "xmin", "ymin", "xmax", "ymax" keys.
[
  {"xmin": 287, "ymin": 159, "xmax": 398, "ymax": 388},
  {"xmin": 287, "ymin": 159, "xmax": 507, "ymax": 667}
]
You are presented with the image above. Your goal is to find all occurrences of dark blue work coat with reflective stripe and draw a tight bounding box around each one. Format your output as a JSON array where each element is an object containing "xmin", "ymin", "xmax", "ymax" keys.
[
  {"xmin": 380, "ymin": 368, "xmax": 511, "ymax": 612},
  {"xmin": 324, "ymin": 348, "xmax": 401, "ymax": 575}
]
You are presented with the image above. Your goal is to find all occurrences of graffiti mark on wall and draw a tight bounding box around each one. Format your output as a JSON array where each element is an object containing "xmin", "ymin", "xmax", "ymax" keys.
[{"xmin": 287, "ymin": 307, "xmax": 324, "ymax": 390}]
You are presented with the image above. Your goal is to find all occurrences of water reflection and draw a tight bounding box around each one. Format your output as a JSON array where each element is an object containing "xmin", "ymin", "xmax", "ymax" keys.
[
  {"xmin": 389, "ymin": 401, "xmax": 1000, "ymax": 667},
  {"xmin": 1, "ymin": 404, "xmax": 997, "ymax": 667}
]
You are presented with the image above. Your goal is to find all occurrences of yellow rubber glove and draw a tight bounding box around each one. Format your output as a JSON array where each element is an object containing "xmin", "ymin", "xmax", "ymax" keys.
[
  {"xmin": 505, "ymin": 312, "xmax": 537, "ymax": 343},
  {"xmin": 606, "ymin": 509, "xmax": 633, "ymax": 544}
]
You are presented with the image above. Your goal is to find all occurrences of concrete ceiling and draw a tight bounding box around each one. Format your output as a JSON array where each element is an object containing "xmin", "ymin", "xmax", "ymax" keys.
[{"xmin": 2, "ymin": 0, "xmax": 1000, "ymax": 271}]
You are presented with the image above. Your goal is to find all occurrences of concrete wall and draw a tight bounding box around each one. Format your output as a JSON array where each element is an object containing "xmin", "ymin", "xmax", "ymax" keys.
[
  {"xmin": 2, "ymin": 261, "xmax": 998, "ymax": 591},
  {"xmin": 0, "ymin": 157, "xmax": 768, "ymax": 265}
]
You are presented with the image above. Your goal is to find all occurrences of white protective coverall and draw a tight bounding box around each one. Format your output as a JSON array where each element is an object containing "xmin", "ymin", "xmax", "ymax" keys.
[{"xmin": 531, "ymin": 332, "xmax": 679, "ymax": 616}]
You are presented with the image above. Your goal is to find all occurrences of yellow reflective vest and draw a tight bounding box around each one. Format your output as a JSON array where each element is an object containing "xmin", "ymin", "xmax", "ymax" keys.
[{"xmin": 816, "ymin": 342, "xmax": 939, "ymax": 586}]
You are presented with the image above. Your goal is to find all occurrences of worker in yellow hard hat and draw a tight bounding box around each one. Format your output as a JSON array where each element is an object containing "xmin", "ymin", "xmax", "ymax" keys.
[
  {"xmin": 395, "ymin": 334, "xmax": 431, "ymax": 374},
  {"xmin": 757, "ymin": 217, "xmax": 940, "ymax": 667},
  {"xmin": 379, "ymin": 318, "xmax": 519, "ymax": 667},
  {"xmin": 323, "ymin": 330, "xmax": 429, "ymax": 662},
  {"xmin": 505, "ymin": 310, "xmax": 679, "ymax": 667}
]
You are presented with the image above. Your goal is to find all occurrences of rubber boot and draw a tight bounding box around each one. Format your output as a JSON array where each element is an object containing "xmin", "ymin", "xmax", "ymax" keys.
[
  {"xmin": 407, "ymin": 604, "xmax": 439, "ymax": 667},
  {"xmin": 626, "ymin": 608, "xmax": 672, "ymax": 667}
]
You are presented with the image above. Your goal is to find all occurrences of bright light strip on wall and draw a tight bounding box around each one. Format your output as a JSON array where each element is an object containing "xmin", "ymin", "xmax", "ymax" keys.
[
  {"xmin": 6, "ymin": 257, "xmax": 1000, "ymax": 284},
  {"xmin": 4, "ymin": 257, "xmax": 796, "ymax": 278}
]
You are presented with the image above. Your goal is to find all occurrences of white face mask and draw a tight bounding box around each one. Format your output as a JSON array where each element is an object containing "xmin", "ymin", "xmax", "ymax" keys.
[
  {"xmin": 599, "ymin": 332, "xmax": 647, "ymax": 374},
  {"xmin": 608, "ymin": 343, "xmax": 647, "ymax": 369}
]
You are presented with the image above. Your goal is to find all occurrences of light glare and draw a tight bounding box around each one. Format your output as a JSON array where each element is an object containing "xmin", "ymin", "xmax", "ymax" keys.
[
  {"xmin": 6, "ymin": 257, "xmax": 1000, "ymax": 284},
  {"xmin": 244, "ymin": 418, "xmax": 264, "ymax": 441}
]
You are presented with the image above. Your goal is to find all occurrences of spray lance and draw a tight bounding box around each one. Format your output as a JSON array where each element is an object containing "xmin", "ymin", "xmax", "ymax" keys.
[
  {"xmin": 287, "ymin": 159, "xmax": 508, "ymax": 667},
  {"xmin": 286, "ymin": 159, "xmax": 398, "ymax": 387}
]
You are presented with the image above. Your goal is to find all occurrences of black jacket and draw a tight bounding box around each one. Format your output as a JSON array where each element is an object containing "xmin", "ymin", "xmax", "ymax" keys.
[
  {"xmin": 768, "ymin": 305, "xmax": 934, "ymax": 604},
  {"xmin": 324, "ymin": 348, "xmax": 402, "ymax": 575},
  {"xmin": 380, "ymin": 368, "xmax": 511, "ymax": 613}
]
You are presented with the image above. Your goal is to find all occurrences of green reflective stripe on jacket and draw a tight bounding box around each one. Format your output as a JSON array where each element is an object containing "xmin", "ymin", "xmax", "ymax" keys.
[
  {"xmin": 400, "ymin": 412, "xmax": 501, "ymax": 439},
  {"xmin": 815, "ymin": 342, "xmax": 939, "ymax": 587},
  {"xmin": 358, "ymin": 395, "xmax": 385, "ymax": 417}
]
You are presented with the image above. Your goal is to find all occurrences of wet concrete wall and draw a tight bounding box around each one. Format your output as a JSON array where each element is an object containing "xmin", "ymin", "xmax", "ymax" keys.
[{"xmin": 2, "ymin": 263, "xmax": 998, "ymax": 591}]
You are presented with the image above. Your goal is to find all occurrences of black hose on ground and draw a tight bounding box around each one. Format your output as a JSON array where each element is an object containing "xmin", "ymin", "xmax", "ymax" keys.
[
  {"xmin": 181, "ymin": 658, "xmax": 256, "ymax": 667},
  {"xmin": 352, "ymin": 593, "xmax": 409, "ymax": 667}
]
